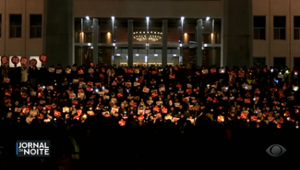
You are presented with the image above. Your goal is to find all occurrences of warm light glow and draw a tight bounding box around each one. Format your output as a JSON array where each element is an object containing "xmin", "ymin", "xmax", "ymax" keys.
[
  {"xmin": 211, "ymin": 33, "xmax": 214, "ymax": 44},
  {"xmin": 80, "ymin": 32, "xmax": 84, "ymax": 43},
  {"xmin": 106, "ymin": 32, "xmax": 111, "ymax": 43},
  {"xmin": 184, "ymin": 33, "xmax": 188, "ymax": 43},
  {"xmin": 133, "ymin": 31, "xmax": 162, "ymax": 42}
]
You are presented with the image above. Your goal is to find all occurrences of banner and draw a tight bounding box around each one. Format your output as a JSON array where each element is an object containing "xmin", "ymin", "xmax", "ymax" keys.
[
  {"xmin": 11, "ymin": 56, "xmax": 20, "ymax": 65},
  {"xmin": 1, "ymin": 56, "xmax": 9, "ymax": 65},
  {"xmin": 39, "ymin": 54, "xmax": 48, "ymax": 63},
  {"xmin": 20, "ymin": 56, "xmax": 29, "ymax": 65},
  {"xmin": 30, "ymin": 59, "xmax": 37, "ymax": 67},
  {"xmin": 143, "ymin": 87, "xmax": 149, "ymax": 93}
]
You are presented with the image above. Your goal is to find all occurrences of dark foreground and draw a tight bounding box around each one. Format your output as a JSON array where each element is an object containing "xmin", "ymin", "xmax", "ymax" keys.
[{"xmin": 1, "ymin": 115, "xmax": 299, "ymax": 170}]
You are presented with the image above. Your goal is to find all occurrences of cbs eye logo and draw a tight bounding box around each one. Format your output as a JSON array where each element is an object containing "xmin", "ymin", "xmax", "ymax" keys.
[{"xmin": 266, "ymin": 144, "xmax": 286, "ymax": 157}]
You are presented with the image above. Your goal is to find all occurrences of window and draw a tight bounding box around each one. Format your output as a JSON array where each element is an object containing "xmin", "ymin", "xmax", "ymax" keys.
[
  {"xmin": 294, "ymin": 16, "xmax": 300, "ymax": 40},
  {"xmin": 10, "ymin": 14, "xmax": 22, "ymax": 38},
  {"xmin": 274, "ymin": 16, "xmax": 286, "ymax": 40},
  {"xmin": 273, "ymin": 57, "xmax": 286, "ymax": 69},
  {"xmin": 0, "ymin": 14, "xmax": 2, "ymax": 37},
  {"xmin": 253, "ymin": 16, "xmax": 266, "ymax": 40},
  {"xmin": 30, "ymin": 14, "xmax": 42, "ymax": 38},
  {"xmin": 294, "ymin": 57, "xmax": 300, "ymax": 69},
  {"xmin": 253, "ymin": 57, "xmax": 266, "ymax": 67}
]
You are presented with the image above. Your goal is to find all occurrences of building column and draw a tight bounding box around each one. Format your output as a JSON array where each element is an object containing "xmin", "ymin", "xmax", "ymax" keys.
[
  {"xmin": 211, "ymin": 19, "xmax": 216, "ymax": 66},
  {"xmin": 223, "ymin": 0, "xmax": 252, "ymax": 68},
  {"xmin": 43, "ymin": 0, "xmax": 73, "ymax": 67},
  {"xmin": 93, "ymin": 18, "xmax": 99, "ymax": 65},
  {"xmin": 211, "ymin": 49, "xmax": 216, "ymax": 66},
  {"xmin": 127, "ymin": 19, "xmax": 133, "ymax": 67},
  {"xmin": 162, "ymin": 20, "xmax": 168, "ymax": 68},
  {"xmin": 196, "ymin": 19, "xmax": 203, "ymax": 67},
  {"xmin": 112, "ymin": 18, "xmax": 115, "ymax": 65}
]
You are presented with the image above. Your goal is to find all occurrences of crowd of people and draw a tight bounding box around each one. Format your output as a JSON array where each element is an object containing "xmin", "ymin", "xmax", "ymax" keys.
[
  {"xmin": 0, "ymin": 63, "xmax": 300, "ymax": 170},
  {"xmin": 0, "ymin": 63, "xmax": 299, "ymax": 128}
]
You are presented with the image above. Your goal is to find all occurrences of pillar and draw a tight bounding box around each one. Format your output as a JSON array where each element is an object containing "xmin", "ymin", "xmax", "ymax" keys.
[
  {"xmin": 162, "ymin": 20, "xmax": 168, "ymax": 68},
  {"xmin": 93, "ymin": 18, "xmax": 99, "ymax": 65},
  {"xmin": 211, "ymin": 49, "xmax": 216, "ymax": 66},
  {"xmin": 223, "ymin": 0, "xmax": 252, "ymax": 68},
  {"xmin": 43, "ymin": 0, "xmax": 73, "ymax": 67},
  {"xmin": 127, "ymin": 19, "xmax": 133, "ymax": 67},
  {"xmin": 196, "ymin": 19, "xmax": 203, "ymax": 67},
  {"xmin": 112, "ymin": 18, "xmax": 115, "ymax": 65}
]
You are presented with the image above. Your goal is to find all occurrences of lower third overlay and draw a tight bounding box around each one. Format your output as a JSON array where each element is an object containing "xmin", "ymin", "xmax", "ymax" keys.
[{"xmin": 16, "ymin": 140, "xmax": 50, "ymax": 157}]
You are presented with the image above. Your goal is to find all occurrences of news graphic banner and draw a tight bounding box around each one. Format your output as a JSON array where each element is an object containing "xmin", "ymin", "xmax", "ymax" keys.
[{"xmin": 16, "ymin": 140, "xmax": 50, "ymax": 157}]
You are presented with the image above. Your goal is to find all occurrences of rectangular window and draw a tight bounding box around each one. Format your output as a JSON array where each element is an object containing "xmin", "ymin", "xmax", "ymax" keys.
[
  {"xmin": 273, "ymin": 57, "xmax": 286, "ymax": 69},
  {"xmin": 253, "ymin": 16, "xmax": 266, "ymax": 40},
  {"xmin": 294, "ymin": 16, "xmax": 300, "ymax": 40},
  {"xmin": 30, "ymin": 14, "xmax": 42, "ymax": 38},
  {"xmin": 0, "ymin": 14, "xmax": 2, "ymax": 37},
  {"xmin": 253, "ymin": 57, "xmax": 266, "ymax": 67},
  {"xmin": 10, "ymin": 14, "xmax": 22, "ymax": 38},
  {"xmin": 294, "ymin": 57, "xmax": 300, "ymax": 69},
  {"xmin": 274, "ymin": 16, "xmax": 286, "ymax": 40}
]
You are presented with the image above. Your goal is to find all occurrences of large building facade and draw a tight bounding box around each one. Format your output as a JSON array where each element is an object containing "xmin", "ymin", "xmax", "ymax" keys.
[{"xmin": 0, "ymin": 0, "xmax": 299, "ymax": 68}]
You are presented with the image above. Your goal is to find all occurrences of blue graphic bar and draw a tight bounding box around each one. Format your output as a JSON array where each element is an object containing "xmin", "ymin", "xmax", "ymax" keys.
[{"xmin": 16, "ymin": 142, "xmax": 18, "ymax": 155}]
